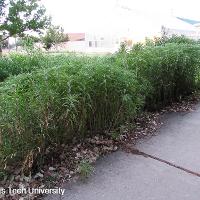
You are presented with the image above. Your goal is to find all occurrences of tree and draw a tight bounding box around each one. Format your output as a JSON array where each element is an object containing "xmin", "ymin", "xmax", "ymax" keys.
[
  {"xmin": 17, "ymin": 35, "xmax": 40, "ymax": 52},
  {"xmin": 42, "ymin": 25, "xmax": 69, "ymax": 50},
  {"xmin": 0, "ymin": 0, "xmax": 50, "ymax": 54}
]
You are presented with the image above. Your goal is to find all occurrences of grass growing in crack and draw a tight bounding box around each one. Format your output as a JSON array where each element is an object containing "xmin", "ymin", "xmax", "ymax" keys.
[{"xmin": 78, "ymin": 161, "xmax": 94, "ymax": 179}]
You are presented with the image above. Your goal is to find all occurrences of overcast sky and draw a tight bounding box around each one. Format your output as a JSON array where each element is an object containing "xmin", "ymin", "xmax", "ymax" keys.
[{"xmin": 42, "ymin": 0, "xmax": 200, "ymax": 32}]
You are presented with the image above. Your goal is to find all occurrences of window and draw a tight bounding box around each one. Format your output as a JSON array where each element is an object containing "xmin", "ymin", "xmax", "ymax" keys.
[
  {"xmin": 89, "ymin": 41, "xmax": 92, "ymax": 47},
  {"xmin": 95, "ymin": 41, "xmax": 98, "ymax": 47}
]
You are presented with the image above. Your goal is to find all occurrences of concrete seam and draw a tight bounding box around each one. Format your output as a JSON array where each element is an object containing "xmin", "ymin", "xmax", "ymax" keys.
[{"xmin": 123, "ymin": 146, "xmax": 200, "ymax": 178}]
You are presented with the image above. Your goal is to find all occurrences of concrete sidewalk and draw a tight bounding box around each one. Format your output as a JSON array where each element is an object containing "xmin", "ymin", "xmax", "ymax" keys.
[{"xmin": 45, "ymin": 104, "xmax": 200, "ymax": 200}]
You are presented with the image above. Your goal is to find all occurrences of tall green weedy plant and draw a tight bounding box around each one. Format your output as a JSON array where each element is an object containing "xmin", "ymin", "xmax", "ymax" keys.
[
  {"xmin": 125, "ymin": 43, "xmax": 200, "ymax": 109},
  {"xmin": 0, "ymin": 58, "xmax": 144, "ymax": 172}
]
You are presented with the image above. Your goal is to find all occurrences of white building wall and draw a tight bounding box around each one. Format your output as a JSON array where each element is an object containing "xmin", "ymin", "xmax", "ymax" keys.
[
  {"xmin": 63, "ymin": 33, "xmax": 120, "ymax": 53},
  {"xmin": 164, "ymin": 27, "xmax": 200, "ymax": 40}
]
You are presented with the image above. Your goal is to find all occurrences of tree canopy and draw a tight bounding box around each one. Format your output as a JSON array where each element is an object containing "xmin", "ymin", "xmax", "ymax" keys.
[
  {"xmin": 0, "ymin": 0, "xmax": 50, "ymax": 43},
  {"xmin": 42, "ymin": 25, "xmax": 69, "ymax": 50}
]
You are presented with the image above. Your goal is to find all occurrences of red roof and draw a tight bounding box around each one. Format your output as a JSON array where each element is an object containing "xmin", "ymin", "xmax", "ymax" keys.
[{"xmin": 67, "ymin": 33, "xmax": 85, "ymax": 41}]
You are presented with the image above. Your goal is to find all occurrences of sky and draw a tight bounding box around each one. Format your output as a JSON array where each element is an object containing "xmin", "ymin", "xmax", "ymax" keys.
[{"xmin": 41, "ymin": 0, "xmax": 200, "ymax": 33}]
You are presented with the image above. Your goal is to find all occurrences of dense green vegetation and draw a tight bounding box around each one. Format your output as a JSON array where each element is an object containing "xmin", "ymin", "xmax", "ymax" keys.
[
  {"xmin": 0, "ymin": 36, "xmax": 200, "ymax": 173},
  {"xmin": 0, "ymin": 0, "xmax": 50, "ymax": 54},
  {"xmin": 118, "ymin": 43, "xmax": 200, "ymax": 109}
]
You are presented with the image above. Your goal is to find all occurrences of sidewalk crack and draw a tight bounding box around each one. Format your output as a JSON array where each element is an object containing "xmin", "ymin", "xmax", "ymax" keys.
[{"xmin": 123, "ymin": 145, "xmax": 200, "ymax": 178}]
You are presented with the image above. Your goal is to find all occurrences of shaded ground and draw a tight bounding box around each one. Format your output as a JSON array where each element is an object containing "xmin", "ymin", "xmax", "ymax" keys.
[{"xmin": 45, "ymin": 104, "xmax": 200, "ymax": 200}]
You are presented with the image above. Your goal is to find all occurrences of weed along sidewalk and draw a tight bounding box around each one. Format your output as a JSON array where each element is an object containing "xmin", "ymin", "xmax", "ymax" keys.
[{"xmin": 45, "ymin": 104, "xmax": 200, "ymax": 200}]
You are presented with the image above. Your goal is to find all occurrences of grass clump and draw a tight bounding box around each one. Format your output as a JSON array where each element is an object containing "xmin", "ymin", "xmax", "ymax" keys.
[{"xmin": 78, "ymin": 160, "xmax": 94, "ymax": 179}]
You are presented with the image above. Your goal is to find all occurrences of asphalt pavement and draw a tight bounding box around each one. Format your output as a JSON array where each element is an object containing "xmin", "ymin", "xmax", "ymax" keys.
[{"xmin": 45, "ymin": 104, "xmax": 200, "ymax": 200}]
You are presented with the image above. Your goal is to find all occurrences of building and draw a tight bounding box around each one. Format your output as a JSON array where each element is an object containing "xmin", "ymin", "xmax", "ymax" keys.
[
  {"xmin": 157, "ymin": 16, "xmax": 200, "ymax": 40},
  {"xmin": 56, "ymin": 4, "xmax": 200, "ymax": 53},
  {"xmin": 58, "ymin": 32, "xmax": 121, "ymax": 53}
]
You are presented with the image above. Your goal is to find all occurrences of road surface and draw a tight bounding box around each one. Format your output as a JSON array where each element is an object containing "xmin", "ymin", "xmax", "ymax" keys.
[{"xmin": 45, "ymin": 104, "xmax": 200, "ymax": 200}]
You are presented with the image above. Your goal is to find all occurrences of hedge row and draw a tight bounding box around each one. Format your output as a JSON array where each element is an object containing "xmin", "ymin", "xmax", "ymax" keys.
[{"xmin": 0, "ymin": 42, "xmax": 200, "ymax": 172}]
